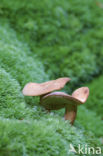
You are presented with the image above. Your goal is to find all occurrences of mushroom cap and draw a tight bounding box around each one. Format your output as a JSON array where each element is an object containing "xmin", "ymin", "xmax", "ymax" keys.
[
  {"xmin": 40, "ymin": 91, "xmax": 85, "ymax": 110},
  {"xmin": 40, "ymin": 87, "xmax": 89, "ymax": 110},
  {"xmin": 72, "ymin": 87, "xmax": 89, "ymax": 103},
  {"xmin": 22, "ymin": 77, "xmax": 70, "ymax": 96}
]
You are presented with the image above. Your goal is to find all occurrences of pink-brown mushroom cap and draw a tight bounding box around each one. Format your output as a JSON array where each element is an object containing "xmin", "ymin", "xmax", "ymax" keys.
[
  {"xmin": 72, "ymin": 87, "xmax": 89, "ymax": 103},
  {"xmin": 22, "ymin": 77, "xmax": 70, "ymax": 96}
]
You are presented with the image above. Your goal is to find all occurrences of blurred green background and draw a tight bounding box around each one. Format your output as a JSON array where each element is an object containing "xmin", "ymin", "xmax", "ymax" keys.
[{"xmin": 0, "ymin": 0, "xmax": 103, "ymax": 155}]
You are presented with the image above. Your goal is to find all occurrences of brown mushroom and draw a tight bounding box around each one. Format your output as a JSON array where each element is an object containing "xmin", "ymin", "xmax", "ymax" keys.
[
  {"xmin": 22, "ymin": 77, "xmax": 70, "ymax": 97},
  {"xmin": 40, "ymin": 87, "xmax": 89, "ymax": 125}
]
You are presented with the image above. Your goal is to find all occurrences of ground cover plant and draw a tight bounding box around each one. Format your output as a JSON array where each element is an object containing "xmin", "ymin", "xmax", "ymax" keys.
[
  {"xmin": 86, "ymin": 75, "xmax": 103, "ymax": 118},
  {"xmin": 0, "ymin": 67, "xmax": 25, "ymax": 119},
  {"xmin": 0, "ymin": 0, "xmax": 103, "ymax": 86},
  {"xmin": 0, "ymin": 22, "xmax": 48, "ymax": 87},
  {"xmin": 0, "ymin": 0, "xmax": 103, "ymax": 155}
]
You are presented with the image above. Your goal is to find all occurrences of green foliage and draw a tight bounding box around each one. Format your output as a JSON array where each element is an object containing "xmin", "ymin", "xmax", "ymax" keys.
[
  {"xmin": 0, "ymin": 0, "xmax": 103, "ymax": 155},
  {"xmin": 1, "ymin": 0, "xmax": 103, "ymax": 46},
  {"xmin": 85, "ymin": 75, "xmax": 103, "ymax": 118},
  {"xmin": 77, "ymin": 106, "xmax": 103, "ymax": 137},
  {"xmin": 0, "ymin": 67, "xmax": 48, "ymax": 120},
  {"xmin": 0, "ymin": 0, "xmax": 103, "ymax": 85},
  {"xmin": 0, "ymin": 67, "xmax": 26, "ymax": 119},
  {"xmin": 0, "ymin": 23, "xmax": 48, "ymax": 87},
  {"xmin": 0, "ymin": 22, "xmax": 49, "ymax": 106},
  {"xmin": 0, "ymin": 67, "xmax": 39, "ymax": 120},
  {"xmin": 0, "ymin": 117, "xmax": 102, "ymax": 156},
  {"xmin": 35, "ymin": 47, "xmax": 98, "ymax": 85}
]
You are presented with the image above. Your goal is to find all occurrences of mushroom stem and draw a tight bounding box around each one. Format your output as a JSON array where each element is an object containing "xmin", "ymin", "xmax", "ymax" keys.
[{"xmin": 64, "ymin": 105, "xmax": 77, "ymax": 125}]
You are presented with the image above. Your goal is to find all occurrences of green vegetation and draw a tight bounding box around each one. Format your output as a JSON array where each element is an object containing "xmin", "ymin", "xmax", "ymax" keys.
[
  {"xmin": 35, "ymin": 47, "xmax": 97, "ymax": 86},
  {"xmin": 0, "ymin": 22, "xmax": 48, "ymax": 106},
  {"xmin": 77, "ymin": 106, "xmax": 103, "ymax": 137},
  {"xmin": 0, "ymin": 117, "xmax": 102, "ymax": 156},
  {"xmin": 0, "ymin": 0, "xmax": 103, "ymax": 86},
  {"xmin": 0, "ymin": 67, "xmax": 25, "ymax": 118},
  {"xmin": 0, "ymin": 0, "xmax": 103, "ymax": 155},
  {"xmin": 0, "ymin": 23, "xmax": 48, "ymax": 87},
  {"xmin": 86, "ymin": 75, "xmax": 103, "ymax": 118}
]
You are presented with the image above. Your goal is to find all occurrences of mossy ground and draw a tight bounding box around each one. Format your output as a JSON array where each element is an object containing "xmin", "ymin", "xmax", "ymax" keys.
[{"xmin": 0, "ymin": 0, "xmax": 103, "ymax": 156}]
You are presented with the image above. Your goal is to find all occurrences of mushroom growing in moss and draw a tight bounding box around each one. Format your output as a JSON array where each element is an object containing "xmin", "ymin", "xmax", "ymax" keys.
[
  {"xmin": 23, "ymin": 78, "xmax": 89, "ymax": 125},
  {"xmin": 40, "ymin": 87, "xmax": 89, "ymax": 124}
]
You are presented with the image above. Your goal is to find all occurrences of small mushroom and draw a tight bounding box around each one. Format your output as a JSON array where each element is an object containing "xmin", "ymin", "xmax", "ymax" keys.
[
  {"xmin": 40, "ymin": 87, "xmax": 89, "ymax": 124},
  {"xmin": 22, "ymin": 77, "xmax": 70, "ymax": 97}
]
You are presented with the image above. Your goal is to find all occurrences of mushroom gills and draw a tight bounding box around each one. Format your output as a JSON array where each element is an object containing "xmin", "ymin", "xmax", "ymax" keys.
[
  {"xmin": 40, "ymin": 92, "xmax": 79, "ymax": 110},
  {"xmin": 40, "ymin": 95, "xmax": 66, "ymax": 110}
]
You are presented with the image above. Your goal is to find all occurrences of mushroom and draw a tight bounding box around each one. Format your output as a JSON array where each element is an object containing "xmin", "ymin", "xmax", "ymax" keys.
[
  {"xmin": 22, "ymin": 77, "xmax": 70, "ymax": 99},
  {"xmin": 40, "ymin": 87, "xmax": 89, "ymax": 124}
]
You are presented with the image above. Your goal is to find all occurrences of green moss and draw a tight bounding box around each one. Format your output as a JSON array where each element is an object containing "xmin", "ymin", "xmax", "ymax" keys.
[
  {"xmin": 34, "ymin": 47, "xmax": 97, "ymax": 85},
  {"xmin": 0, "ymin": 1, "xmax": 103, "ymax": 155},
  {"xmin": 0, "ymin": 23, "xmax": 48, "ymax": 87},
  {"xmin": 0, "ymin": 67, "xmax": 26, "ymax": 118},
  {"xmin": 0, "ymin": 22, "xmax": 49, "ymax": 106},
  {"xmin": 0, "ymin": 0, "xmax": 102, "ymax": 85},
  {"xmin": 0, "ymin": 67, "xmax": 47, "ymax": 120},
  {"xmin": 0, "ymin": 117, "xmax": 102, "ymax": 156},
  {"xmin": 77, "ymin": 106, "xmax": 103, "ymax": 137},
  {"xmin": 85, "ymin": 75, "xmax": 103, "ymax": 118}
]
